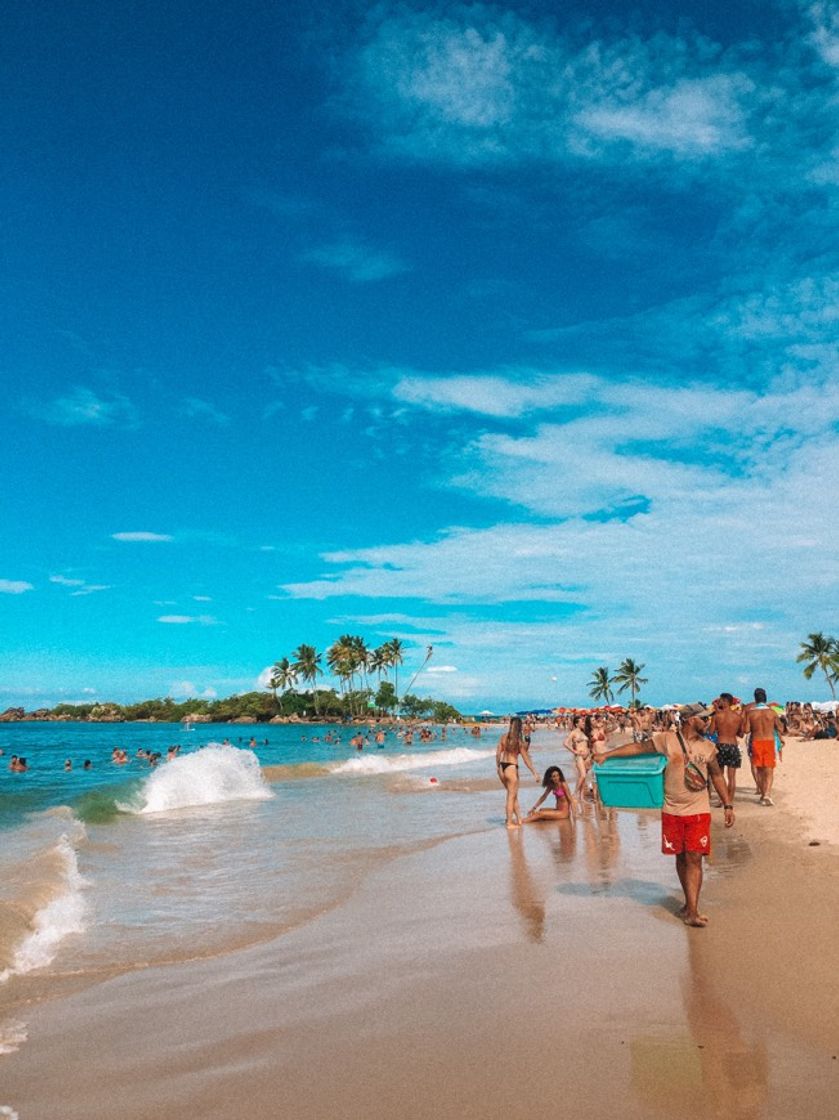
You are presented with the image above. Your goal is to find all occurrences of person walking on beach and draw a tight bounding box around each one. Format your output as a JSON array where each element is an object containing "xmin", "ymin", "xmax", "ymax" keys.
[
  {"xmin": 709, "ymin": 693, "xmax": 742, "ymax": 807},
  {"xmin": 496, "ymin": 716, "xmax": 539, "ymax": 828},
  {"xmin": 740, "ymin": 688, "xmax": 784, "ymax": 806},
  {"xmin": 594, "ymin": 704, "xmax": 735, "ymax": 927}
]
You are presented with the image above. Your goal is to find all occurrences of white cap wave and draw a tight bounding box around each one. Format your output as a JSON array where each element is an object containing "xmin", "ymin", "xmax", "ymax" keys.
[
  {"xmin": 332, "ymin": 746, "xmax": 495, "ymax": 775},
  {"xmin": 123, "ymin": 744, "xmax": 273, "ymax": 814}
]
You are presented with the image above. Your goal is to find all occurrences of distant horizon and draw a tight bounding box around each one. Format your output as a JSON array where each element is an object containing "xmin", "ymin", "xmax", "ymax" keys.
[{"xmin": 2, "ymin": 0, "xmax": 836, "ymax": 712}]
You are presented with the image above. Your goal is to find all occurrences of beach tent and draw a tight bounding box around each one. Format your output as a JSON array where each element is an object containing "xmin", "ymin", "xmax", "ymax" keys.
[{"xmin": 812, "ymin": 700, "xmax": 838, "ymax": 712}]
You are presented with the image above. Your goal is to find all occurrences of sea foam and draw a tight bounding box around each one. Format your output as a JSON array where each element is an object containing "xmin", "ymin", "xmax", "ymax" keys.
[
  {"xmin": 124, "ymin": 744, "xmax": 273, "ymax": 814},
  {"xmin": 331, "ymin": 746, "xmax": 495, "ymax": 776},
  {"xmin": 0, "ymin": 814, "xmax": 88, "ymax": 984},
  {"xmin": 0, "ymin": 1020, "xmax": 28, "ymax": 1056}
]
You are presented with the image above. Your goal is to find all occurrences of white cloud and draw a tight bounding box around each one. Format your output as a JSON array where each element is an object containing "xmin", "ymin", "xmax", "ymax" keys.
[
  {"xmin": 427, "ymin": 665, "xmax": 458, "ymax": 673},
  {"xmin": 808, "ymin": 2, "xmax": 839, "ymax": 66},
  {"xmin": 170, "ymin": 681, "xmax": 219, "ymax": 699},
  {"xmin": 183, "ymin": 397, "xmax": 230, "ymax": 426},
  {"xmin": 35, "ymin": 386, "xmax": 138, "ymax": 427},
  {"xmin": 157, "ymin": 615, "xmax": 218, "ymax": 625},
  {"xmin": 345, "ymin": 7, "xmax": 763, "ymax": 167},
  {"xmin": 574, "ymin": 74, "xmax": 752, "ymax": 156},
  {"xmin": 112, "ymin": 532, "xmax": 173, "ymax": 542},
  {"xmin": 301, "ymin": 239, "xmax": 409, "ymax": 282},
  {"xmin": 281, "ymin": 367, "xmax": 839, "ymax": 701},
  {"xmin": 193, "ymin": 595, "xmax": 213, "ymax": 602},
  {"xmin": 0, "ymin": 579, "xmax": 33, "ymax": 594},
  {"xmin": 51, "ymin": 574, "xmax": 111, "ymax": 596},
  {"xmin": 393, "ymin": 372, "xmax": 597, "ymax": 417}
]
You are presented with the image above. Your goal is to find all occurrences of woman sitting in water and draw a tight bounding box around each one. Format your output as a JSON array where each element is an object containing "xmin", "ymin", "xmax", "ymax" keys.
[
  {"xmin": 524, "ymin": 766, "xmax": 576, "ymax": 822},
  {"xmin": 496, "ymin": 716, "xmax": 539, "ymax": 828}
]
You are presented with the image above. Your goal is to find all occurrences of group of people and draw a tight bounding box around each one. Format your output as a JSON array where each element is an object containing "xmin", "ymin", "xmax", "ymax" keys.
[{"xmin": 496, "ymin": 688, "xmax": 795, "ymax": 928}]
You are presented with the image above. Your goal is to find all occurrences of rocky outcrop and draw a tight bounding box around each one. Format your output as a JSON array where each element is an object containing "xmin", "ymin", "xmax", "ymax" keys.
[
  {"xmin": 182, "ymin": 713, "xmax": 212, "ymax": 723},
  {"xmin": 0, "ymin": 707, "xmax": 25, "ymax": 722}
]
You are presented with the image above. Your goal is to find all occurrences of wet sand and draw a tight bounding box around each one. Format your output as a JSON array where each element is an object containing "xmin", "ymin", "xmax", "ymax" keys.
[{"xmin": 2, "ymin": 741, "xmax": 838, "ymax": 1119}]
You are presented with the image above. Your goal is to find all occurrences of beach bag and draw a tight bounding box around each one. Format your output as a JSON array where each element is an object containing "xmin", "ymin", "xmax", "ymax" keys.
[{"xmin": 677, "ymin": 731, "xmax": 708, "ymax": 792}]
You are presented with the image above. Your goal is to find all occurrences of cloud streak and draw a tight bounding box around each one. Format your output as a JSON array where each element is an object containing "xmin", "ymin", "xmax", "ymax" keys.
[
  {"xmin": 33, "ymin": 386, "xmax": 139, "ymax": 427},
  {"xmin": 301, "ymin": 239, "xmax": 410, "ymax": 282},
  {"xmin": 112, "ymin": 532, "xmax": 173, "ymax": 542}
]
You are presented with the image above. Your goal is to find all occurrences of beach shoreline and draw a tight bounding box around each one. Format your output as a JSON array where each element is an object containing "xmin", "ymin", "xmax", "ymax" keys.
[{"xmin": 1, "ymin": 734, "xmax": 837, "ymax": 1118}]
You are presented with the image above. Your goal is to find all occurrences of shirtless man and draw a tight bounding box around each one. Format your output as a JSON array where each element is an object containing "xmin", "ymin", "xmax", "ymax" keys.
[
  {"xmin": 631, "ymin": 706, "xmax": 654, "ymax": 741},
  {"xmin": 740, "ymin": 688, "xmax": 784, "ymax": 806},
  {"xmin": 709, "ymin": 693, "xmax": 742, "ymax": 807}
]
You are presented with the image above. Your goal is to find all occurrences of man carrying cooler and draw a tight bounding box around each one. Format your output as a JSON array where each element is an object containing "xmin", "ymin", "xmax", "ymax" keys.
[{"xmin": 594, "ymin": 703, "xmax": 735, "ymax": 927}]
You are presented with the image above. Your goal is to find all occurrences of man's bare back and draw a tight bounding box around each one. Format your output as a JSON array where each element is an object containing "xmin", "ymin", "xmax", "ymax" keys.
[
  {"xmin": 713, "ymin": 707, "xmax": 742, "ymax": 743},
  {"xmin": 741, "ymin": 705, "xmax": 781, "ymax": 740}
]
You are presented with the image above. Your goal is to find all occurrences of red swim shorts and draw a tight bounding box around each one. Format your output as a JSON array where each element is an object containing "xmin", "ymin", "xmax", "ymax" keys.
[
  {"xmin": 661, "ymin": 812, "xmax": 711, "ymax": 856},
  {"xmin": 751, "ymin": 739, "xmax": 776, "ymax": 768}
]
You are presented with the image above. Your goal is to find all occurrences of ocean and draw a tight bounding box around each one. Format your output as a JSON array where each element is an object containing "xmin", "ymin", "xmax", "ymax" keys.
[{"xmin": 0, "ymin": 720, "xmax": 501, "ymax": 1050}]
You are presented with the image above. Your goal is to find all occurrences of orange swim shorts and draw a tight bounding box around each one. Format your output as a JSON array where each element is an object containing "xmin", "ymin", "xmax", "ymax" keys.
[{"xmin": 751, "ymin": 739, "xmax": 776, "ymax": 768}]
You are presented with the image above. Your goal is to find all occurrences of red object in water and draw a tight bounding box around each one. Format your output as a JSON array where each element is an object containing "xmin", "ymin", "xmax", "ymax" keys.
[{"xmin": 429, "ymin": 777, "xmax": 438, "ymax": 784}]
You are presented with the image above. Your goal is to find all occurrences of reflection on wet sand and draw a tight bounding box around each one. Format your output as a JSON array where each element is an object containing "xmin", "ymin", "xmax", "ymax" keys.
[
  {"xmin": 579, "ymin": 801, "xmax": 621, "ymax": 888},
  {"xmin": 505, "ymin": 830, "xmax": 546, "ymax": 943},
  {"xmin": 632, "ymin": 925, "xmax": 768, "ymax": 1119}
]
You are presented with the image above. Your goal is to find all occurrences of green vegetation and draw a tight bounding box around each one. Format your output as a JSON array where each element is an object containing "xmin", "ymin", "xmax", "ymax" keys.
[
  {"xmin": 796, "ymin": 632, "xmax": 839, "ymax": 699},
  {"xmin": 587, "ymin": 666, "xmax": 614, "ymax": 704},
  {"xmin": 612, "ymin": 658, "xmax": 648, "ymax": 708},
  {"xmin": 587, "ymin": 658, "xmax": 648, "ymax": 707}
]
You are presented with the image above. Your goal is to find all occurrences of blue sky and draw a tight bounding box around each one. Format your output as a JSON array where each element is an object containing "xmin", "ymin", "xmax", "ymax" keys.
[{"xmin": 2, "ymin": 0, "xmax": 837, "ymax": 711}]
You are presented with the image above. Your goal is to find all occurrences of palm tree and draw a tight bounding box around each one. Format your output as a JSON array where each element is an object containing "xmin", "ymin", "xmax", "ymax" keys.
[
  {"xmin": 327, "ymin": 639, "xmax": 352, "ymax": 713},
  {"xmin": 368, "ymin": 645, "xmax": 389, "ymax": 715},
  {"xmin": 327, "ymin": 635, "xmax": 367, "ymax": 716},
  {"xmin": 352, "ymin": 635, "xmax": 370, "ymax": 697},
  {"xmin": 268, "ymin": 657, "xmax": 298, "ymax": 710},
  {"xmin": 588, "ymin": 666, "xmax": 614, "ymax": 704},
  {"xmin": 292, "ymin": 644, "xmax": 323, "ymax": 718},
  {"xmin": 796, "ymin": 632, "xmax": 839, "ymax": 699},
  {"xmin": 612, "ymin": 658, "xmax": 648, "ymax": 709},
  {"xmin": 383, "ymin": 638, "xmax": 405, "ymax": 707}
]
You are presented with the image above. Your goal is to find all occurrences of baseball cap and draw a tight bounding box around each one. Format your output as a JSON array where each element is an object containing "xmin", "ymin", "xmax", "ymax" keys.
[{"xmin": 679, "ymin": 703, "xmax": 714, "ymax": 718}]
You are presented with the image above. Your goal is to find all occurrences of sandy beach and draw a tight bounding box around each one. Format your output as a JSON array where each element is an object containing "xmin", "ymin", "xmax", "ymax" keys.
[{"xmin": 1, "ymin": 733, "xmax": 837, "ymax": 1119}]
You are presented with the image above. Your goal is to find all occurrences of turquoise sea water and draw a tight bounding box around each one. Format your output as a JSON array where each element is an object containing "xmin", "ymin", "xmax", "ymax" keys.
[
  {"xmin": 0, "ymin": 721, "xmax": 502, "ymax": 1033},
  {"xmin": 1, "ymin": 719, "xmax": 676, "ymax": 1070}
]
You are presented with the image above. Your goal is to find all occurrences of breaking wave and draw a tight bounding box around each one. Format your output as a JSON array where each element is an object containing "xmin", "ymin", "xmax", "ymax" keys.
[
  {"xmin": 119, "ymin": 744, "xmax": 273, "ymax": 814},
  {"xmin": 0, "ymin": 810, "xmax": 87, "ymax": 983}
]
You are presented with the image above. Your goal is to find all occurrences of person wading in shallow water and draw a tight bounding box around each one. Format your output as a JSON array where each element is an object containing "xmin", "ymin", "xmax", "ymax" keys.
[
  {"xmin": 496, "ymin": 716, "xmax": 538, "ymax": 829},
  {"xmin": 594, "ymin": 704, "xmax": 735, "ymax": 927}
]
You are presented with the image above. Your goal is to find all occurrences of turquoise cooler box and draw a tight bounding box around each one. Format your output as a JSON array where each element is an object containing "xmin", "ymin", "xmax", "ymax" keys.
[{"xmin": 594, "ymin": 753, "xmax": 667, "ymax": 809}]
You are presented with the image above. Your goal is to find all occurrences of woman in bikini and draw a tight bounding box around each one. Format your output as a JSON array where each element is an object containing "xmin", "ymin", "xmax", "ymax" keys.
[
  {"xmin": 524, "ymin": 766, "xmax": 576, "ymax": 822},
  {"xmin": 496, "ymin": 715, "xmax": 538, "ymax": 828},
  {"xmin": 563, "ymin": 716, "xmax": 591, "ymax": 800}
]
